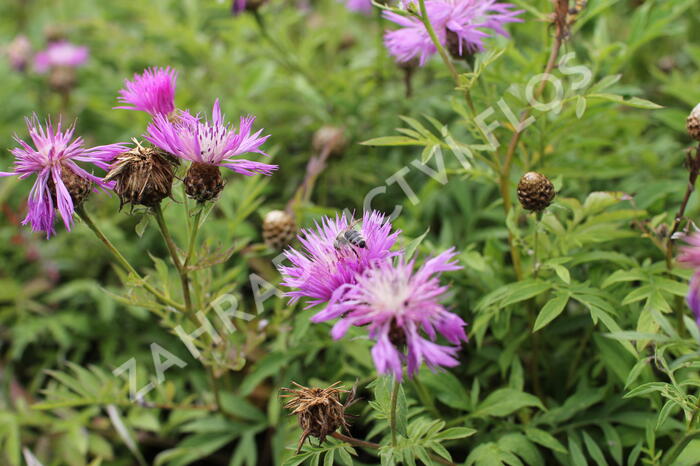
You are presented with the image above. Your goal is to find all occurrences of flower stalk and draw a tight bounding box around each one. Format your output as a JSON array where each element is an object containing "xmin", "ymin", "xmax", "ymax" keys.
[{"xmin": 76, "ymin": 206, "xmax": 184, "ymax": 311}]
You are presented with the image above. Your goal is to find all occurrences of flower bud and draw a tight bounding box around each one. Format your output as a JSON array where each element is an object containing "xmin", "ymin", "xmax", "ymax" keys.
[
  {"xmin": 262, "ymin": 210, "xmax": 296, "ymax": 249},
  {"xmin": 687, "ymin": 104, "xmax": 700, "ymax": 142},
  {"xmin": 312, "ymin": 126, "xmax": 346, "ymax": 156},
  {"xmin": 184, "ymin": 162, "xmax": 225, "ymax": 203},
  {"xmin": 6, "ymin": 35, "xmax": 32, "ymax": 72},
  {"xmin": 49, "ymin": 66, "xmax": 76, "ymax": 93},
  {"xmin": 104, "ymin": 143, "xmax": 179, "ymax": 209},
  {"xmin": 517, "ymin": 171, "xmax": 555, "ymax": 212}
]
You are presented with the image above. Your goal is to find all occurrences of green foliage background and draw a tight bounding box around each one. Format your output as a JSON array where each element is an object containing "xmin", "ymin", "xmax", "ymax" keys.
[{"xmin": 2, "ymin": 0, "xmax": 700, "ymax": 464}]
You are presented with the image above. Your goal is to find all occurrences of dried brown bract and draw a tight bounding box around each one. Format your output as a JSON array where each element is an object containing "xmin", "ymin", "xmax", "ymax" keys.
[
  {"xmin": 262, "ymin": 210, "xmax": 297, "ymax": 250},
  {"xmin": 104, "ymin": 140, "xmax": 179, "ymax": 209},
  {"xmin": 280, "ymin": 381, "xmax": 355, "ymax": 454}
]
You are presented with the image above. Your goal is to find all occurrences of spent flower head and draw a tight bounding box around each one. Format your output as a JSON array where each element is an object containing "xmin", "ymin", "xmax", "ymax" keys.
[
  {"xmin": 328, "ymin": 249, "xmax": 466, "ymax": 380},
  {"xmin": 116, "ymin": 67, "xmax": 178, "ymax": 117},
  {"xmin": 384, "ymin": 0, "xmax": 522, "ymax": 65},
  {"xmin": 279, "ymin": 210, "xmax": 400, "ymax": 311},
  {"xmin": 0, "ymin": 116, "xmax": 125, "ymax": 237}
]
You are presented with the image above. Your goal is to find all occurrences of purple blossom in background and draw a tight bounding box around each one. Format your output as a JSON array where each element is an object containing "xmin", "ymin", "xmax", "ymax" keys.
[
  {"xmin": 232, "ymin": 0, "xmax": 246, "ymax": 15},
  {"xmin": 279, "ymin": 210, "xmax": 400, "ymax": 310},
  {"xmin": 384, "ymin": 0, "xmax": 522, "ymax": 65},
  {"xmin": 6, "ymin": 35, "xmax": 32, "ymax": 71},
  {"xmin": 0, "ymin": 117, "xmax": 125, "ymax": 237},
  {"xmin": 327, "ymin": 249, "xmax": 466, "ymax": 380},
  {"xmin": 343, "ymin": 0, "xmax": 373, "ymax": 14},
  {"xmin": 145, "ymin": 99, "xmax": 276, "ymax": 176},
  {"xmin": 116, "ymin": 67, "xmax": 178, "ymax": 117},
  {"xmin": 34, "ymin": 41, "xmax": 88, "ymax": 74},
  {"xmin": 678, "ymin": 233, "xmax": 700, "ymax": 326}
]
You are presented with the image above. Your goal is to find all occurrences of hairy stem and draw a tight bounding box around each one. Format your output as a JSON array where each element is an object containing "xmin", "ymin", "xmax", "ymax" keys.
[
  {"xmin": 390, "ymin": 378, "xmax": 400, "ymax": 447},
  {"xmin": 76, "ymin": 206, "xmax": 184, "ymax": 311}
]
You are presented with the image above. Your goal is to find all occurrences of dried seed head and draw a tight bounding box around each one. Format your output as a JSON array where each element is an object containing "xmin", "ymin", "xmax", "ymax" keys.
[
  {"xmin": 312, "ymin": 126, "xmax": 346, "ymax": 157},
  {"xmin": 262, "ymin": 210, "xmax": 296, "ymax": 250},
  {"xmin": 184, "ymin": 162, "xmax": 225, "ymax": 203},
  {"xmin": 281, "ymin": 381, "xmax": 353, "ymax": 454},
  {"xmin": 49, "ymin": 66, "xmax": 76, "ymax": 93},
  {"xmin": 104, "ymin": 142, "xmax": 179, "ymax": 209},
  {"xmin": 517, "ymin": 171, "xmax": 555, "ymax": 212},
  {"xmin": 48, "ymin": 164, "xmax": 92, "ymax": 208},
  {"xmin": 687, "ymin": 104, "xmax": 700, "ymax": 141}
]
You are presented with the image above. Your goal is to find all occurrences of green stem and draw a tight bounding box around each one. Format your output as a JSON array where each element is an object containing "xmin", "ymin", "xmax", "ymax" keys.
[
  {"xmin": 185, "ymin": 209, "xmax": 202, "ymax": 268},
  {"xmin": 390, "ymin": 378, "xmax": 400, "ymax": 447},
  {"xmin": 76, "ymin": 206, "xmax": 184, "ymax": 311},
  {"xmin": 416, "ymin": 0, "xmax": 459, "ymax": 84},
  {"xmin": 152, "ymin": 204, "xmax": 193, "ymax": 316}
]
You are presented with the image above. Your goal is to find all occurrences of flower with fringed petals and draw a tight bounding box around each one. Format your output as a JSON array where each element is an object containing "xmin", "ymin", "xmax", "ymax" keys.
[
  {"xmin": 678, "ymin": 233, "xmax": 700, "ymax": 327},
  {"xmin": 115, "ymin": 67, "xmax": 178, "ymax": 117},
  {"xmin": 144, "ymin": 99, "xmax": 275, "ymax": 202},
  {"xmin": 34, "ymin": 41, "xmax": 88, "ymax": 73},
  {"xmin": 329, "ymin": 248, "xmax": 467, "ymax": 380},
  {"xmin": 278, "ymin": 210, "xmax": 401, "ymax": 312},
  {"xmin": 0, "ymin": 116, "xmax": 126, "ymax": 237},
  {"xmin": 384, "ymin": 0, "xmax": 522, "ymax": 65}
]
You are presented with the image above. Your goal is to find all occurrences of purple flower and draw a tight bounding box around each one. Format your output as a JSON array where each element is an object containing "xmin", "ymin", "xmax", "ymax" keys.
[
  {"xmin": 0, "ymin": 116, "xmax": 125, "ymax": 237},
  {"xmin": 5, "ymin": 35, "xmax": 32, "ymax": 72},
  {"xmin": 145, "ymin": 99, "xmax": 276, "ymax": 176},
  {"xmin": 279, "ymin": 210, "xmax": 401, "ymax": 311},
  {"xmin": 232, "ymin": 0, "xmax": 246, "ymax": 14},
  {"xmin": 343, "ymin": 0, "xmax": 373, "ymax": 13},
  {"xmin": 34, "ymin": 41, "xmax": 88, "ymax": 74},
  {"xmin": 116, "ymin": 67, "xmax": 177, "ymax": 117},
  {"xmin": 384, "ymin": 0, "xmax": 522, "ymax": 65},
  {"xmin": 678, "ymin": 233, "xmax": 700, "ymax": 326},
  {"xmin": 326, "ymin": 249, "xmax": 466, "ymax": 380}
]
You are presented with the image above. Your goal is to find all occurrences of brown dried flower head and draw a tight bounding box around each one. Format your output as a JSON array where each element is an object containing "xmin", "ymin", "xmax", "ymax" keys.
[
  {"xmin": 262, "ymin": 210, "xmax": 297, "ymax": 250},
  {"xmin": 687, "ymin": 104, "xmax": 700, "ymax": 142},
  {"xmin": 104, "ymin": 140, "xmax": 179, "ymax": 209},
  {"xmin": 280, "ymin": 381, "xmax": 354, "ymax": 454},
  {"xmin": 517, "ymin": 171, "xmax": 555, "ymax": 212}
]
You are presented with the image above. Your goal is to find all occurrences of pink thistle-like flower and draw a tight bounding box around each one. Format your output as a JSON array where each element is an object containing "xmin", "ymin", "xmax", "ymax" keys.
[
  {"xmin": 384, "ymin": 0, "xmax": 522, "ymax": 65},
  {"xmin": 678, "ymin": 233, "xmax": 700, "ymax": 326},
  {"xmin": 0, "ymin": 116, "xmax": 126, "ymax": 238},
  {"xmin": 343, "ymin": 0, "xmax": 373, "ymax": 13},
  {"xmin": 327, "ymin": 249, "xmax": 466, "ymax": 380},
  {"xmin": 116, "ymin": 67, "xmax": 177, "ymax": 117},
  {"xmin": 279, "ymin": 210, "xmax": 401, "ymax": 311},
  {"xmin": 145, "ymin": 99, "xmax": 275, "ymax": 176},
  {"xmin": 34, "ymin": 41, "xmax": 88, "ymax": 74},
  {"xmin": 5, "ymin": 35, "xmax": 33, "ymax": 72}
]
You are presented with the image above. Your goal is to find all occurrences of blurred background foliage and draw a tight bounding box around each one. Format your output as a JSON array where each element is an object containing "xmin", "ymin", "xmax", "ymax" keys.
[{"xmin": 2, "ymin": 0, "xmax": 700, "ymax": 464}]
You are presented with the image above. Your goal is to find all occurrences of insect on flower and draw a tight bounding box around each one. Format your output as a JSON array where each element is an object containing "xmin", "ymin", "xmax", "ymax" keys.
[{"xmin": 333, "ymin": 218, "xmax": 367, "ymax": 251}]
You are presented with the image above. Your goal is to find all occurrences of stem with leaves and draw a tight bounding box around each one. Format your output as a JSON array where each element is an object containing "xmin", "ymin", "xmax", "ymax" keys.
[
  {"xmin": 330, "ymin": 432, "xmax": 457, "ymax": 466},
  {"xmin": 76, "ymin": 206, "xmax": 184, "ymax": 311},
  {"xmin": 153, "ymin": 204, "xmax": 194, "ymax": 317}
]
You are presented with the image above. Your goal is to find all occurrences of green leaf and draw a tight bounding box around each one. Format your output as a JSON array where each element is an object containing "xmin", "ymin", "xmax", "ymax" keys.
[
  {"xmin": 534, "ymin": 293, "xmax": 570, "ymax": 331},
  {"xmin": 582, "ymin": 431, "xmax": 608, "ymax": 466},
  {"xmin": 524, "ymin": 427, "xmax": 567, "ymax": 454},
  {"xmin": 360, "ymin": 136, "xmax": 424, "ymax": 146},
  {"xmin": 474, "ymin": 388, "xmax": 544, "ymax": 418}
]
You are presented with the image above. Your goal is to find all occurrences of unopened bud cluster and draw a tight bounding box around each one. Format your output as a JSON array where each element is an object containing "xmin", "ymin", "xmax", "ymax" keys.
[
  {"xmin": 687, "ymin": 104, "xmax": 700, "ymax": 141},
  {"xmin": 262, "ymin": 210, "xmax": 296, "ymax": 250},
  {"xmin": 517, "ymin": 171, "xmax": 555, "ymax": 212}
]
